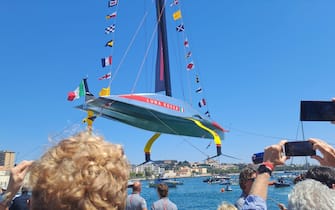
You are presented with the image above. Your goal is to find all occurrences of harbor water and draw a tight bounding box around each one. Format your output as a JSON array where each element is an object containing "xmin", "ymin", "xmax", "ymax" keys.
[{"xmin": 131, "ymin": 176, "xmax": 292, "ymax": 210}]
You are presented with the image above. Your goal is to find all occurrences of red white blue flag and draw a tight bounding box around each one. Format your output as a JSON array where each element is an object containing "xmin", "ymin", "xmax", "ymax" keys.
[
  {"xmin": 101, "ymin": 56, "xmax": 112, "ymax": 67},
  {"xmin": 198, "ymin": 98, "xmax": 206, "ymax": 107},
  {"xmin": 108, "ymin": 0, "xmax": 118, "ymax": 7}
]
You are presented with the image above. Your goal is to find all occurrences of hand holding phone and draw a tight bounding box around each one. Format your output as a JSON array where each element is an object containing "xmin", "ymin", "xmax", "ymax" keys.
[{"xmin": 283, "ymin": 141, "xmax": 316, "ymax": 157}]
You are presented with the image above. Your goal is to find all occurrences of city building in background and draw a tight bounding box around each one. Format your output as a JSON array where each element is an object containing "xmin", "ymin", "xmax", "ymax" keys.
[{"xmin": 0, "ymin": 150, "xmax": 15, "ymax": 171}]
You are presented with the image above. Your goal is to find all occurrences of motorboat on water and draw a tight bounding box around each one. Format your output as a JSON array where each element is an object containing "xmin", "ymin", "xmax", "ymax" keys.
[
  {"xmin": 274, "ymin": 177, "xmax": 291, "ymax": 188},
  {"xmin": 203, "ymin": 175, "xmax": 231, "ymax": 184},
  {"xmin": 149, "ymin": 178, "xmax": 182, "ymax": 188}
]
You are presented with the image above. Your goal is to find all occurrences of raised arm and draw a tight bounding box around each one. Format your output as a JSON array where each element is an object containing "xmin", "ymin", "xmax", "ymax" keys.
[{"xmin": 0, "ymin": 160, "xmax": 33, "ymax": 210}]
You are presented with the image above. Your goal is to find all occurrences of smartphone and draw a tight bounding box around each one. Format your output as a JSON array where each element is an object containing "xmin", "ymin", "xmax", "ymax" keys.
[
  {"xmin": 284, "ymin": 141, "xmax": 316, "ymax": 156},
  {"xmin": 300, "ymin": 101, "xmax": 335, "ymax": 121}
]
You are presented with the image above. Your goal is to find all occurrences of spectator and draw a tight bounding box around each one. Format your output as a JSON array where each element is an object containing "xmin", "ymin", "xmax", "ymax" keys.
[
  {"xmin": 304, "ymin": 165, "xmax": 335, "ymax": 189},
  {"xmin": 28, "ymin": 131, "xmax": 130, "ymax": 210},
  {"xmin": 126, "ymin": 181, "xmax": 147, "ymax": 210},
  {"xmin": 0, "ymin": 161, "xmax": 33, "ymax": 210},
  {"xmin": 151, "ymin": 183, "xmax": 177, "ymax": 210},
  {"xmin": 242, "ymin": 138, "xmax": 335, "ymax": 209},
  {"xmin": 288, "ymin": 179, "xmax": 335, "ymax": 210},
  {"xmin": 9, "ymin": 186, "xmax": 30, "ymax": 210},
  {"xmin": 235, "ymin": 166, "xmax": 257, "ymax": 209}
]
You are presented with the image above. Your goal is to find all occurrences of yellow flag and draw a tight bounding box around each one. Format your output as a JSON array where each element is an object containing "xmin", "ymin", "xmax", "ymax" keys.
[
  {"xmin": 173, "ymin": 10, "xmax": 182, "ymax": 21},
  {"xmin": 99, "ymin": 87, "xmax": 110, "ymax": 96}
]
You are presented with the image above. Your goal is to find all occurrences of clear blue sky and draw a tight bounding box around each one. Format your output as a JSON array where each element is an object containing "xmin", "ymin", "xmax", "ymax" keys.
[{"xmin": 1, "ymin": 0, "xmax": 335, "ymax": 165}]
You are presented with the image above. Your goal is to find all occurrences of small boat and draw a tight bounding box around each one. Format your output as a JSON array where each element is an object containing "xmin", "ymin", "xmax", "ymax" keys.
[
  {"xmin": 149, "ymin": 178, "xmax": 178, "ymax": 188},
  {"xmin": 204, "ymin": 175, "xmax": 231, "ymax": 184},
  {"xmin": 274, "ymin": 182, "xmax": 291, "ymax": 188},
  {"xmin": 225, "ymin": 184, "xmax": 233, "ymax": 191},
  {"xmin": 274, "ymin": 177, "xmax": 291, "ymax": 188},
  {"xmin": 219, "ymin": 178, "xmax": 232, "ymax": 185},
  {"xmin": 170, "ymin": 178, "xmax": 184, "ymax": 185}
]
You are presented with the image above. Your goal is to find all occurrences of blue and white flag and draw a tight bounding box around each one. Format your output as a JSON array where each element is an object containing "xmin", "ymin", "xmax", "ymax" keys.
[{"xmin": 105, "ymin": 24, "xmax": 116, "ymax": 34}]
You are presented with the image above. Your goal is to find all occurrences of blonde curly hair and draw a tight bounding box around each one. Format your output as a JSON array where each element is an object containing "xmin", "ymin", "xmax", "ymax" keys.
[{"xmin": 29, "ymin": 131, "xmax": 130, "ymax": 210}]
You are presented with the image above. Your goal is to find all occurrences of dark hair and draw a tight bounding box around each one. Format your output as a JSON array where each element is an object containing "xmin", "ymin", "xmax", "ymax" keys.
[
  {"xmin": 239, "ymin": 166, "xmax": 257, "ymax": 191},
  {"xmin": 305, "ymin": 166, "xmax": 335, "ymax": 189},
  {"xmin": 157, "ymin": 183, "xmax": 168, "ymax": 198},
  {"xmin": 21, "ymin": 186, "xmax": 29, "ymax": 193}
]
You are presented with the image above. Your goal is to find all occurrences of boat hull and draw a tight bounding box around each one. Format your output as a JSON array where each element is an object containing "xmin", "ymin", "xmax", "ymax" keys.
[{"xmin": 77, "ymin": 93, "xmax": 225, "ymax": 139}]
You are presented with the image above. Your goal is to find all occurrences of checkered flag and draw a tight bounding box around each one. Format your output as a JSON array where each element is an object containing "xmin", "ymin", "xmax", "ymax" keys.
[{"xmin": 105, "ymin": 24, "xmax": 116, "ymax": 34}]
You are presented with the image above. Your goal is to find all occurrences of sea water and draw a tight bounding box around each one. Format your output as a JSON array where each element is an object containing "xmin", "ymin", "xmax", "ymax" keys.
[{"xmin": 131, "ymin": 176, "xmax": 292, "ymax": 210}]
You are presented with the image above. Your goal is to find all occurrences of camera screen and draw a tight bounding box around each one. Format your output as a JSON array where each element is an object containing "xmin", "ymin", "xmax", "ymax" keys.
[
  {"xmin": 300, "ymin": 101, "xmax": 335, "ymax": 121},
  {"xmin": 284, "ymin": 141, "xmax": 316, "ymax": 156}
]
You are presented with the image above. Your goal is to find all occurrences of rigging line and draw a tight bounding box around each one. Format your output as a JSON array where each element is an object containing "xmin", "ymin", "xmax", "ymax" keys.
[
  {"xmin": 175, "ymin": 4, "xmax": 210, "ymax": 117},
  {"xmin": 301, "ymin": 121, "xmax": 306, "ymax": 140},
  {"xmin": 173, "ymin": 2, "xmax": 192, "ymax": 105},
  {"xmin": 131, "ymin": 1, "xmax": 167, "ymax": 93},
  {"xmin": 105, "ymin": 0, "xmax": 119, "ymax": 67},
  {"xmin": 108, "ymin": 11, "xmax": 149, "ymax": 88},
  {"xmin": 300, "ymin": 121, "xmax": 309, "ymax": 168},
  {"xmin": 146, "ymin": 109, "xmax": 211, "ymax": 157},
  {"xmin": 295, "ymin": 121, "xmax": 301, "ymax": 140}
]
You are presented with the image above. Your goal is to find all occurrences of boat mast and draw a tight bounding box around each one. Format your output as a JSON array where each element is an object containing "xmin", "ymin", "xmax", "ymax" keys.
[{"xmin": 155, "ymin": 0, "xmax": 172, "ymax": 96}]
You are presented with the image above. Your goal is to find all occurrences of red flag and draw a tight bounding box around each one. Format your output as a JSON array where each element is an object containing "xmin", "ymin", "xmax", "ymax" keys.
[
  {"xmin": 187, "ymin": 62, "xmax": 194, "ymax": 70},
  {"xmin": 106, "ymin": 12, "xmax": 117, "ymax": 19},
  {"xmin": 184, "ymin": 39, "xmax": 189, "ymax": 47}
]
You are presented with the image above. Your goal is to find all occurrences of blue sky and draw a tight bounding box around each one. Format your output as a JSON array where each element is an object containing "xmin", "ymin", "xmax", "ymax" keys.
[{"xmin": 1, "ymin": 0, "xmax": 335, "ymax": 165}]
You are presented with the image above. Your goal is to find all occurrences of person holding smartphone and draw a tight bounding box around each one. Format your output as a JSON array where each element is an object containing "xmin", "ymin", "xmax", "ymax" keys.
[
  {"xmin": 309, "ymin": 138, "xmax": 335, "ymax": 167},
  {"xmin": 242, "ymin": 138, "xmax": 335, "ymax": 210}
]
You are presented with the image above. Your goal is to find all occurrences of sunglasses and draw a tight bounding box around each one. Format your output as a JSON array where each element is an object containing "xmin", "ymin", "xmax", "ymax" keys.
[{"xmin": 248, "ymin": 178, "xmax": 256, "ymax": 182}]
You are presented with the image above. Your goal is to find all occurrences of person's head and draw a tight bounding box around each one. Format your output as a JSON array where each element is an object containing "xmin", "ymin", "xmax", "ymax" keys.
[
  {"xmin": 217, "ymin": 201, "xmax": 237, "ymax": 210},
  {"xmin": 29, "ymin": 131, "xmax": 130, "ymax": 210},
  {"xmin": 305, "ymin": 166, "xmax": 335, "ymax": 189},
  {"xmin": 288, "ymin": 179, "xmax": 335, "ymax": 210},
  {"xmin": 156, "ymin": 183, "xmax": 169, "ymax": 198},
  {"xmin": 21, "ymin": 185, "xmax": 29, "ymax": 194},
  {"xmin": 239, "ymin": 166, "xmax": 257, "ymax": 194},
  {"xmin": 132, "ymin": 181, "xmax": 142, "ymax": 193}
]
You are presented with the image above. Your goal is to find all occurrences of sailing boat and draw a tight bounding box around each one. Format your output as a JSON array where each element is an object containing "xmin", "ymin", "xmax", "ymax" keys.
[{"xmin": 73, "ymin": 0, "xmax": 226, "ymax": 163}]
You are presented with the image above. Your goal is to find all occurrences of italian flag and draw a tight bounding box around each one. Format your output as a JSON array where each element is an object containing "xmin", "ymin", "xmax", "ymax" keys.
[{"xmin": 67, "ymin": 80, "xmax": 85, "ymax": 101}]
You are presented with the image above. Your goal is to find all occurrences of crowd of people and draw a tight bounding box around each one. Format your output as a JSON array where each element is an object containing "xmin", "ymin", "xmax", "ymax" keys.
[
  {"xmin": 1, "ymin": 129, "xmax": 335, "ymax": 210},
  {"xmin": 0, "ymin": 131, "xmax": 178, "ymax": 210},
  {"xmin": 234, "ymin": 138, "xmax": 335, "ymax": 210}
]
